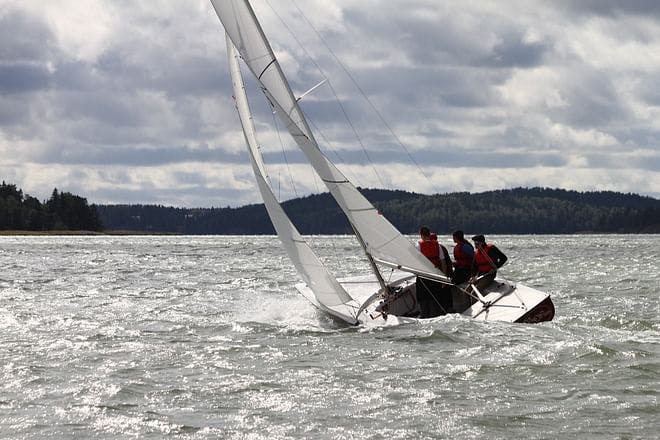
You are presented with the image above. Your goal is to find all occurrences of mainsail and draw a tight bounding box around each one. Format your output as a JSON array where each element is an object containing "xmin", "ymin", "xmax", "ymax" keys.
[
  {"xmin": 211, "ymin": 0, "xmax": 450, "ymax": 283},
  {"xmin": 227, "ymin": 37, "xmax": 358, "ymax": 322}
]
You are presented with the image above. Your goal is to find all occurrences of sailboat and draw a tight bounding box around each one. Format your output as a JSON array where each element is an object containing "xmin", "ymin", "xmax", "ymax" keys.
[{"xmin": 212, "ymin": 0, "xmax": 555, "ymax": 325}]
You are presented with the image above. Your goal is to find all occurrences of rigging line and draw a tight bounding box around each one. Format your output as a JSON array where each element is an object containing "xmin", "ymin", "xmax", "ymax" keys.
[
  {"xmin": 509, "ymin": 281, "xmax": 527, "ymax": 308},
  {"xmin": 419, "ymin": 278, "xmax": 448, "ymax": 315},
  {"xmin": 264, "ymin": 0, "xmax": 386, "ymax": 189},
  {"xmin": 386, "ymin": 268, "xmax": 394, "ymax": 283},
  {"xmin": 292, "ymin": 0, "xmax": 442, "ymax": 195},
  {"xmin": 269, "ymin": 103, "xmax": 299, "ymax": 199}
]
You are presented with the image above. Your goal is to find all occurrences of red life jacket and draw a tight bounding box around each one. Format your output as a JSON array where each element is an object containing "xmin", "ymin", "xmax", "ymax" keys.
[
  {"xmin": 418, "ymin": 238, "xmax": 441, "ymax": 268},
  {"xmin": 453, "ymin": 241, "xmax": 474, "ymax": 269},
  {"xmin": 475, "ymin": 244, "xmax": 495, "ymax": 273}
]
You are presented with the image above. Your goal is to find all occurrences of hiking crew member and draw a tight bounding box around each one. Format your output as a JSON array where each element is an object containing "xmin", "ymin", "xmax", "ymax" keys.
[
  {"xmin": 471, "ymin": 234, "xmax": 508, "ymax": 292},
  {"xmin": 415, "ymin": 226, "xmax": 452, "ymax": 318},
  {"xmin": 418, "ymin": 228, "xmax": 451, "ymax": 276}
]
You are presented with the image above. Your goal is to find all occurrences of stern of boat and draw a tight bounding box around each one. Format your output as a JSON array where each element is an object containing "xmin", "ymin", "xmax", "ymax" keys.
[
  {"xmin": 462, "ymin": 278, "xmax": 554, "ymax": 323},
  {"xmin": 514, "ymin": 295, "xmax": 555, "ymax": 323}
]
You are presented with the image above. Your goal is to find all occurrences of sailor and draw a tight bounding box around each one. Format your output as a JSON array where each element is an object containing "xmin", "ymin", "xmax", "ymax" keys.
[
  {"xmin": 415, "ymin": 226, "xmax": 452, "ymax": 317},
  {"xmin": 451, "ymin": 230, "xmax": 474, "ymax": 284},
  {"xmin": 417, "ymin": 226, "xmax": 451, "ymax": 274},
  {"xmin": 471, "ymin": 234, "xmax": 507, "ymax": 291}
]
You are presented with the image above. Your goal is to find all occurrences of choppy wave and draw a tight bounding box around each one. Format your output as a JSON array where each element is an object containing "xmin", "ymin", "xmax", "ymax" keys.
[{"xmin": 0, "ymin": 235, "xmax": 658, "ymax": 439}]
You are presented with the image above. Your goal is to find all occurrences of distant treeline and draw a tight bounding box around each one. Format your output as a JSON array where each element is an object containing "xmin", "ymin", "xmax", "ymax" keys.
[
  {"xmin": 96, "ymin": 187, "xmax": 660, "ymax": 234},
  {"xmin": 0, "ymin": 181, "xmax": 103, "ymax": 231},
  {"xmin": 3, "ymin": 181, "xmax": 658, "ymax": 234}
]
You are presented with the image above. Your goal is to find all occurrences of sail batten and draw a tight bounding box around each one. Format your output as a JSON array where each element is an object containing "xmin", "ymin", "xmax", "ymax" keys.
[
  {"xmin": 322, "ymin": 179, "xmax": 350, "ymax": 184},
  {"xmin": 348, "ymin": 208, "xmax": 378, "ymax": 213},
  {"xmin": 258, "ymin": 59, "xmax": 276, "ymax": 79}
]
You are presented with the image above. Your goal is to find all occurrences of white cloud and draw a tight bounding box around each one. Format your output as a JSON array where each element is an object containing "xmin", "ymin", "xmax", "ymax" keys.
[
  {"xmin": 1, "ymin": 0, "xmax": 659, "ymax": 207},
  {"xmin": 497, "ymin": 67, "xmax": 567, "ymax": 110},
  {"xmin": 16, "ymin": 0, "xmax": 117, "ymax": 62}
]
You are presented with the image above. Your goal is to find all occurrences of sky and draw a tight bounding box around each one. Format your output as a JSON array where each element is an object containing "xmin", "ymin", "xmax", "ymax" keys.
[{"xmin": 1, "ymin": 0, "xmax": 659, "ymax": 207}]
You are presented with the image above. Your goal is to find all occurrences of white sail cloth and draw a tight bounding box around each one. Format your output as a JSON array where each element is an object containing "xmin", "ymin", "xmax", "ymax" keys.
[
  {"xmin": 227, "ymin": 38, "xmax": 355, "ymax": 309},
  {"xmin": 211, "ymin": 0, "xmax": 449, "ymax": 283}
]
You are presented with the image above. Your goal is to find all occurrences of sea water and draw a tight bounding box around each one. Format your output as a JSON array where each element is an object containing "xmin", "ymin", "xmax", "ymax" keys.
[{"xmin": 0, "ymin": 235, "xmax": 658, "ymax": 439}]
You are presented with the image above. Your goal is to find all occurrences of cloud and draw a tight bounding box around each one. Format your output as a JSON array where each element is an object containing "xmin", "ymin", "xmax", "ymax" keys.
[
  {"xmin": 0, "ymin": 9, "xmax": 53, "ymax": 61},
  {"xmin": 555, "ymin": 0, "xmax": 660, "ymax": 18},
  {"xmin": 0, "ymin": 0, "xmax": 659, "ymax": 207},
  {"xmin": 35, "ymin": 144, "xmax": 244, "ymax": 167},
  {"xmin": 0, "ymin": 63, "xmax": 52, "ymax": 94}
]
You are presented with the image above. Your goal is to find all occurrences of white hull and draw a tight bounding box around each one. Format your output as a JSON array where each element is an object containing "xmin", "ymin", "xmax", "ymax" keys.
[{"xmin": 295, "ymin": 271, "xmax": 554, "ymax": 325}]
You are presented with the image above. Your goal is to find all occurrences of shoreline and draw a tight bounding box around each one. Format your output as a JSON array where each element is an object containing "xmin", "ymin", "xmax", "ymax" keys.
[{"xmin": 0, "ymin": 230, "xmax": 179, "ymax": 236}]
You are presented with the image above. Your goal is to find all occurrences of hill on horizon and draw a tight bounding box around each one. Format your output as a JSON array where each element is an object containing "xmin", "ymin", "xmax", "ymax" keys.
[{"xmin": 96, "ymin": 187, "xmax": 660, "ymax": 234}]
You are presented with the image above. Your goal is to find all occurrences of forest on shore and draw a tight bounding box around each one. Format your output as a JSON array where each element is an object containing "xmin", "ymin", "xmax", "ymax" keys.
[
  {"xmin": 2, "ymin": 181, "xmax": 658, "ymax": 234},
  {"xmin": 96, "ymin": 187, "xmax": 659, "ymax": 234},
  {"xmin": 0, "ymin": 181, "xmax": 102, "ymax": 232}
]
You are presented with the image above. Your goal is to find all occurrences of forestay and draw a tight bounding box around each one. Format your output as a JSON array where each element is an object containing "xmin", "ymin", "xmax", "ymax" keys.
[{"xmin": 211, "ymin": 0, "xmax": 450, "ymax": 283}]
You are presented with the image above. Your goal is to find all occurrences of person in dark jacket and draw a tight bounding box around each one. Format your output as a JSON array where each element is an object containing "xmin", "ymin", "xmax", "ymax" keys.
[
  {"xmin": 451, "ymin": 230, "xmax": 474, "ymax": 284},
  {"xmin": 471, "ymin": 234, "xmax": 507, "ymax": 292}
]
